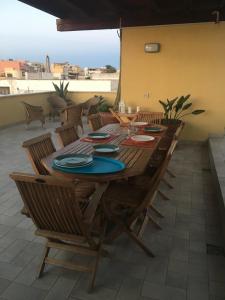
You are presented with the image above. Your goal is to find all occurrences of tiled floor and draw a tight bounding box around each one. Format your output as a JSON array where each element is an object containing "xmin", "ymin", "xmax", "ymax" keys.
[{"xmin": 0, "ymin": 120, "xmax": 225, "ymax": 300}]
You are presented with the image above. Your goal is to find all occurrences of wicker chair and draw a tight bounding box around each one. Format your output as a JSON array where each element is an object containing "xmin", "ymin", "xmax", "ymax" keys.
[
  {"xmin": 47, "ymin": 95, "xmax": 67, "ymax": 120},
  {"xmin": 81, "ymin": 96, "xmax": 102, "ymax": 118},
  {"xmin": 10, "ymin": 173, "xmax": 106, "ymax": 292},
  {"xmin": 55, "ymin": 124, "xmax": 79, "ymax": 148},
  {"xmin": 135, "ymin": 111, "xmax": 164, "ymax": 124},
  {"xmin": 60, "ymin": 104, "xmax": 83, "ymax": 133},
  {"xmin": 22, "ymin": 133, "xmax": 95, "ymax": 212},
  {"xmin": 22, "ymin": 102, "xmax": 45, "ymax": 127},
  {"xmin": 88, "ymin": 114, "xmax": 103, "ymax": 131}
]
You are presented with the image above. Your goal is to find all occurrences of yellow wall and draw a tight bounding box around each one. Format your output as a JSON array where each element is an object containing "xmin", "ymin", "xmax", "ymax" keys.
[
  {"xmin": 69, "ymin": 91, "xmax": 116, "ymax": 105},
  {"xmin": 122, "ymin": 22, "xmax": 225, "ymax": 141},
  {"xmin": 0, "ymin": 92, "xmax": 52, "ymax": 128}
]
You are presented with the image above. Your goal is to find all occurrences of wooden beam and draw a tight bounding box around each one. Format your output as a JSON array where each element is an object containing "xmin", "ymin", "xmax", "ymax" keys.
[{"xmin": 56, "ymin": 18, "xmax": 119, "ymax": 31}]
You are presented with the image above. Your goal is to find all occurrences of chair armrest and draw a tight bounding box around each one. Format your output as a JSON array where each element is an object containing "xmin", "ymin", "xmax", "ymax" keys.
[{"xmin": 30, "ymin": 105, "xmax": 43, "ymax": 112}]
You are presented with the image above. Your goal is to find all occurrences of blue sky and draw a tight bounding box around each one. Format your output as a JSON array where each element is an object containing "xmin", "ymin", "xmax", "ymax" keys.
[{"xmin": 0, "ymin": 0, "xmax": 119, "ymax": 68}]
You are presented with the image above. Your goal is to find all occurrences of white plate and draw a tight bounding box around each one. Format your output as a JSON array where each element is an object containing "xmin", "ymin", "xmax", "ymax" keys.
[
  {"xmin": 131, "ymin": 135, "xmax": 155, "ymax": 142},
  {"xmin": 54, "ymin": 154, "xmax": 93, "ymax": 168},
  {"xmin": 131, "ymin": 122, "xmax": 148, "ymax": 126},
  {"xmin": 55, "ymin": 161, "xmax": 93, "ymax": 169}
]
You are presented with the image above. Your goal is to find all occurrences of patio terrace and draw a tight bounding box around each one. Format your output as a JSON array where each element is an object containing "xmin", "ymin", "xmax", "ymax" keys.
[{"xmin": 0, "ymin": 119, "xmax": 225, "ymax": 300}]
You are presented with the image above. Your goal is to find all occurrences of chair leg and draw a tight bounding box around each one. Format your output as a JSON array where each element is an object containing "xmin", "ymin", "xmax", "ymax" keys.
[
  {"xmin": 148, "ymin": 214, "xmax": 162, "ymax": 230},
  {"xmin": 137, "ymin": 214, "xmax": 149, "ymax": 238},
  {"xmin": 166, "ymin": 168, "xmax": 176, "ymax": 178},
  {"xmin": 150, "ymin": 204, "xmax": 164, "ymax": 218},
  {"xmin": 162, "ymin": 178, "xmax": 174, "ymax": 189},
  {"xmin": 89, "ymin": 247, "xmax": 101, "ymax": 292},
  {"xmin": 124, "ymin": 225, "xmax": 154, "ymax": 257},
  {"xmin": 158, "ymin": 190, "xmax": 171, "ymax": 201},
  {"xmin": 89, "ymin": 220, "xmax": 106, "ymax": 292},
  {"xmin": 37, "ymin": 244, "xmax": 50, "ymax": 278}
]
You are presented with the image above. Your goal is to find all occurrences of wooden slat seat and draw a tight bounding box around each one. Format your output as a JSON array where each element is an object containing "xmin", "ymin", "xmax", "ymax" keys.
[{"xmin": 10, "ymin": 173, "xmax": 107, "ymax": 292}]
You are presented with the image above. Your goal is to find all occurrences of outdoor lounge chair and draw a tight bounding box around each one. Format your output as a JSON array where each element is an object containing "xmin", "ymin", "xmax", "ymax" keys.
[
  {"xmin": 22, "ymin": 101, "xmax": 45, "ymax": 127},
  {"xmin": 10, "ymin": 173, "xmax": 107, "ymax": 292},
  {"xmin": 55, "ymin": 124, "xmax": 79, "ymax": 147}
]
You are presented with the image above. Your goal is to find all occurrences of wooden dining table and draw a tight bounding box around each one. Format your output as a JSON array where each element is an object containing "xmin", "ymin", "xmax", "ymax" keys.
[{"xmin": 41, "ymin": 123, "xmax": 166, "ymax": 183}]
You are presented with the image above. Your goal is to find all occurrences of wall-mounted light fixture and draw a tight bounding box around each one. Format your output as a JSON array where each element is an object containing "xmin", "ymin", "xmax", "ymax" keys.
[{"xmin": 144, "ymin": 43, "xmax": 160, "ymax": 53}]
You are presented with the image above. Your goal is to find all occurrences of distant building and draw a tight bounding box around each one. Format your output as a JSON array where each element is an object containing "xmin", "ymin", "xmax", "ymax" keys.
[
  {"xmin": 0, "ymin": 60, "xmax": 27, "ymax": 79},
  {"xmin": 51, "ymin": 62, "xmax": 80, "ymax": 79}
]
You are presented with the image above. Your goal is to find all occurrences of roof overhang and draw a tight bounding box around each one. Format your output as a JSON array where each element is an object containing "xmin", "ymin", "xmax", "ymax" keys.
[{"xmin": 19, "ymin": 0, "xmax": 225, "ymax": 31}]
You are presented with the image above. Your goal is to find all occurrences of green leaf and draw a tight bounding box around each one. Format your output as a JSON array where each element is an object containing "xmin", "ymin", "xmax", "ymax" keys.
[
  {"xmin": 182, "ymin": 103, "xmax": 192, "ymax": 110},
  {"xmin": 159, "ymin": 100, "xmax": 168, "ymax": 111},
  {"xmin": 174, "ymin": 95, "xmax": 189, "ymax": 113},
  {"xmin": 191, "ymin": 110, "xmax": 205, "ymax": 115}
]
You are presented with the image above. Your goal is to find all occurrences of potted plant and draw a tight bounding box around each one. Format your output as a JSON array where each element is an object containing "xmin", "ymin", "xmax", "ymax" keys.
[
  {"xmin": 97, "ymin": 98, "xmax": 112, "ymax": 112},
  {"xmin": 159, "ymin": 94, "xmax": 205, "ymax": 128},
  {"xmin": 52, "ymin": 81, "xmax": 73, "ymax": 106}
]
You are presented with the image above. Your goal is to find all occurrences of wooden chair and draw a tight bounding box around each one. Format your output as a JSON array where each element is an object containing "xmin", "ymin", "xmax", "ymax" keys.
[
  {"xmin": 22, "ymin": 133, "xmax": 56, "ymax": 176},
  {"xmin": 165, "ymin": 121, "xmax": 184, "ymax": 179},
  {"xmin": 22, "ymin": 102, "xmax": 45, "ymax": 127},
  {"xmin": 135, "ymin": 111, "xmax": 164, "ymax": 124},
  {"xmin": 100, "ymin": 148, "xmax": 174, "ymax": 254},
  {"xmin": 55, "ymin": 124, "xmax": 79, "ymax": 148},
  {"xmin": 99, "ymin": 142, "xmax": 178, "ymax": 254},
  {"xmin": 98, "ymin": 112, "xmax": 118, "ymax": 126},
  {"xmin": 88, "ymin": 114, "xmax": 103, "ymax": 131},
  {"xmin": 60, "ymin": 104, "xmax": 84, "ymax": 133},
  {"xmin": 10, "ymin": 173, "xmax": 107, "ymax": 292},
  {"xmin": 22, "ymin": 133, "xmax": 95, "ymax": 210}
]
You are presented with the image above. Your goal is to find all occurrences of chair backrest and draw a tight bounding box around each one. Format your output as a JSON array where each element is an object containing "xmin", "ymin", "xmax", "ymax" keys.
[
  {"xmin": 47, "ymin": 95, "xmax": 67, "ymax": 109},
  {"xmin": 81, "ymin": 96, "xmax": 100, "ymax": 109},
  {"xmin": 22, "ymin": 102, "xmax": 41, "ymax": 118},
  {"xmin": 10, "ymin": 173, "xmax": 93, "ymax": 243},
  {"xmin": 136, "ymin": 111, "xmax": 163, "ymax": 124},
  {"xmin": 174, "ymin": 122, "xmax": 184, "ymax": 140},
  {"xmin": 88, "ymin": 113, "xmax": 103, "ymax": 131},
  {"xmin": 22, "ymin": 133, "xmax": 56, "ymax": 175},
  {"xmin": 98, "ymin": 112, "xmax": 118, "ymax": 125},
  {"xmin": 55, "ymin": 124, "xmax": 79, "ymax": 147},
  {"xmin": 61, "ymin": 104, "xmax": 83, "ymax": 126}
]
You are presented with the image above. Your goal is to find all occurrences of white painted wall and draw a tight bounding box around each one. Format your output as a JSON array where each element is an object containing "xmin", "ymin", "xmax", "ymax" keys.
[{"xmin": 0, "ymin": 79, "xmax": 113, "ymax": 94}]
